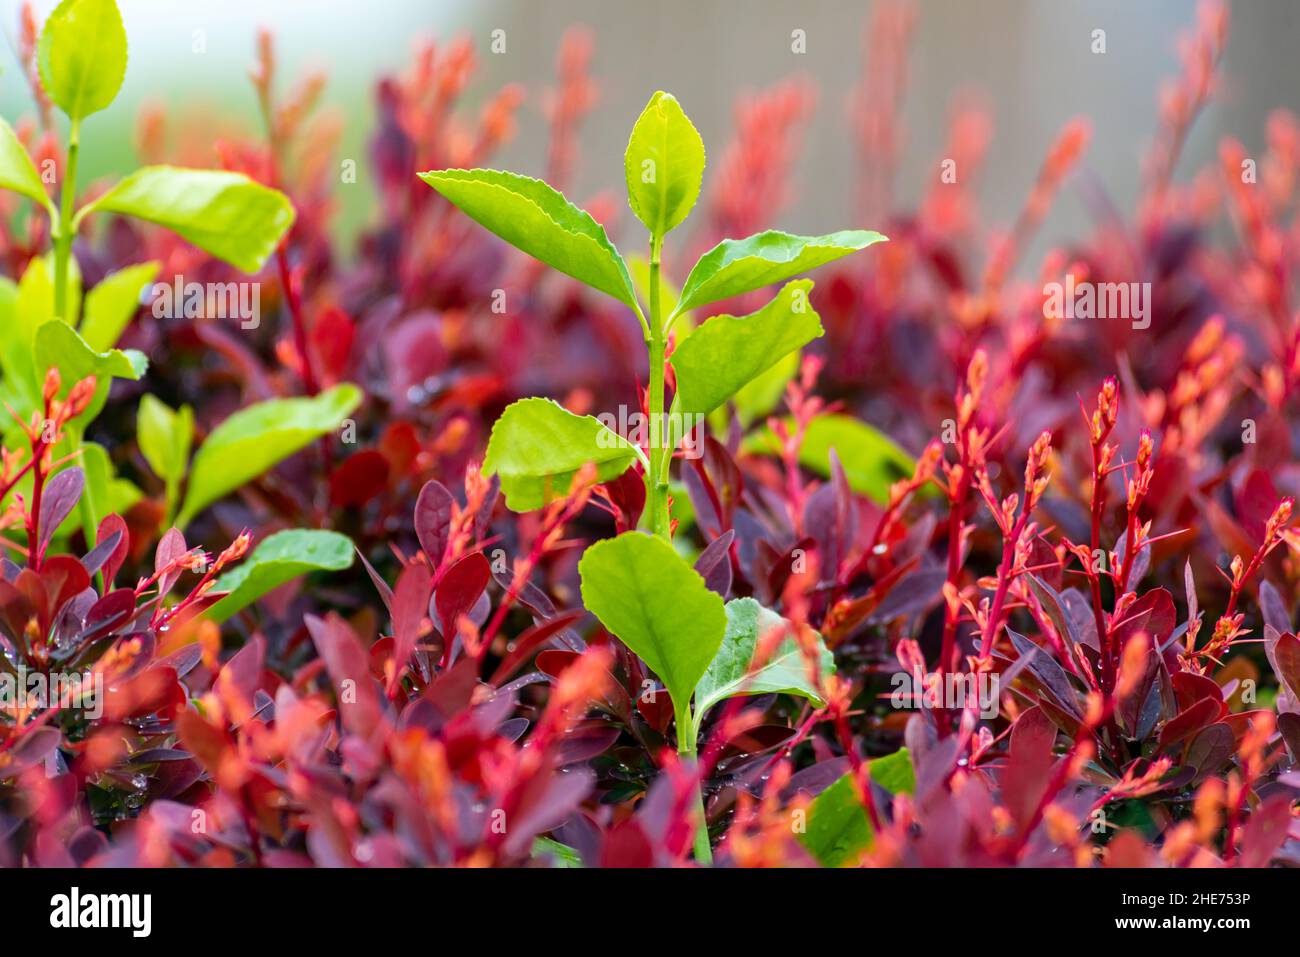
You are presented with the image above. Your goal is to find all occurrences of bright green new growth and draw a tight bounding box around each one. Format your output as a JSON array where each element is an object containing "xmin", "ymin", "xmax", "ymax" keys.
[
  {"xmin": 483, "ymin": 398, "xmax": 643, "ymax": 511},
  {"xmin": 578, "ymin": 532, "xmax": 727, "ymax": 716},
  {"xmin": 206, "ymin": 529, "xmax": 355, "ymax": 624},
  {"xmin": 137, "ymin": 394, "xmax": 194, "ymax": 522},
  {"xmin": 176, "ymin": 384, "xmax": 362, "ymax": 529},
  {"xmin": 418, "ymin": 90, "xmax": 885, "ymax": 863},
  {"xmin": 38, "ymin": 0, "xmax": 127, "ymax": 122},
  {"xmin": 0, "ymin": 0, "xmax": 302, "ymax": 544},
  {"xmin": 624, "ymin": 92, "xmax": 705, "ymax": 238},
  {"xmin": 670, "ymin": 278, "xmax": 823, "ymax": 417},
  {"xmin": 416, "ymin": 169, "xmax": 638, "ymax": 310}
]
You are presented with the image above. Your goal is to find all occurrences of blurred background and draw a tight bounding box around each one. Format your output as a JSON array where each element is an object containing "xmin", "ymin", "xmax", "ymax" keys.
[{"xmin": 2, "ymin": 0, "xmax": 1295, "ymax": 264}]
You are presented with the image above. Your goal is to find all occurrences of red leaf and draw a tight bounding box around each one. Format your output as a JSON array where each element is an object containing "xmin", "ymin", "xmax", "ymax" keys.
[
  {"xmin": 379, "ymin": 421, "xmax": 421, "ymax": 477},
  {"xmin": 387, "ymin": 563, "xmax": 433, "ymax": 694},
  {"xmin": 1274, "ymin": 632, "xmax": 1300, "ymax": 701},
  {"xmin": 602, "ymin": 468, "xmax": 646, "ymax": 533},
  {"xmin": 39, "ymin": 555, "xmax": 89, "ymax": 624},
  {"xmin": 414, "ymin": 480, "xmax": 454, "ymax": 570},
  {"xmin": 489, "ymin": 609, "xmax": 586, "ymax": 684},
  {"xmin": 600, "ymin": 819, "xmax": 654, "ymax": 868},
  {"xmin": 329, "ymin": 450, "xmax": 390, "ymax": 508},
  {"xmin": 1157, "ymin": 696, "xmax": 1221, "ymax": 749},
  {"xmin": 1002, "ymin": 706, "xmax": 1058, "ymax": 831},
  {"xmin": 37, "ymin": 467, "xmax": 84, "ymax": 555},
  {"xmin": 305, "ymin": 613, "xmax": 384, "ymax": 737},
  {"xmin": 1171, "ymin": 670, "xmax": 1227, "ymax": 717},
  {"xmin": 311, "ymin": 305, "xmax": 355, "ymax": 380},
  {"xmin": 95, "ymin": 514, "xmax": 130, "ymax": 587},
  {"xmin": 434, "ymin": 552, "xmax": 490, "ymax": 655},
  {"xmin": 1239, "ymin": 794, "xmax": 1294, "ymax": 867},
  {"xmin": 154, "ymin": 527, "xmax": 188, "ymax": 596}
]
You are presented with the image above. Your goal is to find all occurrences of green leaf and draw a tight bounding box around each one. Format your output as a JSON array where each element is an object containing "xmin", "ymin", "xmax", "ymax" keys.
[
  {"xmin": 672, "ymin": 279, "xmax": 822, "ymax": 417},
  {"xmin": 729, "ymin": 353, "xmax": 799, "ymax": 429},
  {"xmin": 77, "ymin": 167, "xmax": 294, "ymax": 272},
  {"xmin": 798, "ymin": 749, "xmax": 914, "ymax": 867},
  {"xmin": 694, "ymin": 597, "xmax": 834, "ymax": 733},
  {"xmin": 37, "ymin": 0, "xmax": 127, "ymax": 122},
  {"xmin": 0, "ymin": 118, "xmax": 54, "ymax": 214},
  {"xmin": 205, "ymin": 529, "xmax": 355, "ymax": 624},
  {"xmin": 137, "ymin": 394, "xmax": 192, "ymax": 484},
  {"xmin": 137, "ymin": 393, "xmax": 193, "ymax": 520},
  {"xmin": 675, "ymin": 229, "xmax": 886, "ymax": 317},
  {"xmin": 80, "ymin": 261, "xmax": 158, "ymax": 351},
  {"xmin": 532, "ymin": 837, "xmax": 584, "ymax": 868},
  {"xmin": 34, "ymin": 320, "xmax": 146, "ymax": 425},
  {"xmin": 745, "ymin": 413, "xmax": 915, "ymax": 505},
  {"xmin": 1, "ymin": 256, "xmax": 84, "ymax": 412},
  {"xmin": 578, "ymin": 531, "xmax": 726, "ymax": 718},
  {"xmin": 483, "ymin": 397, "xmax": 639, "ymax": 512},
  {"xmin": 176, "ymin": 383, "xmax": 361, "ymax": 528},
  {"xmin": 866, "ymin": 747, "xmax": 916, "ymax": 796},
  {"xmin": 76, "ymin": 441, "xmax": 111, "ymax": 541},
  {"xmin": 624, "ymin": 91, "xmax": 705, "ymax": 238},
  {"xmin": 418, "ymin": 168, "xmax": 638, "ymax": 310}
]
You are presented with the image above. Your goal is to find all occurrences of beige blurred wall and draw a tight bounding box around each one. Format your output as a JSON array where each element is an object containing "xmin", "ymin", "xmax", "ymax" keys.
[{"xmin": 467, "ymin": 0, "xmax": 1295, "ymax": 264}]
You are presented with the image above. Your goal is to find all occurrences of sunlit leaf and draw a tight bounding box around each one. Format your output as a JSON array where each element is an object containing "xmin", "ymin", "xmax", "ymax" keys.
[
  {"xmin": 80, "ymin": 261, "xmax": 158, "ymax": 351},
  {"xmin": 675, "ymin": 229, "xmax": 886, "ymax": 316},
  {"xmin": 798, "ymin": 749, "xmax": 914, "ymax": 866},
  {"xmin": 37, "ymin": 0, "xmax": 127, "ymax": 122},
  {"xmin": 78, "ymin": 167, "xmax": 294, "ymax": 272},
  {"xmin": 176, "ymin": 384, "xmax": 361, "ymax": 528},
  {"xmin": 624, "ymin": 91, "xmax": 705, "ymax": 238},
  {"xmin": 483, "ymin": 397, "xmax": 639, "ymax": 512},
  {"xmin": 418, "ymin": 168, "xmax": 638, "ymax": 309},
  {"xmin": 206, "ymin": 529, "xmax": 355, "ymax": 624},
  {"xmin": 672, "ymin": 279, "xmax": 822, "ymax": 417},
  {"xmin": 34, "ymin": 320, "xmax": 146, "ymax": 425},
  {"xmin": 137, "ymin": 393, "xmax": 193, "ymax": 520},
  {"xmin": 578, "ymin": 531, "xmax": 726, "ymax": 718},
  {"xmin": 0, "ymin": 118, "xmax": 54, "ymax": 214}
]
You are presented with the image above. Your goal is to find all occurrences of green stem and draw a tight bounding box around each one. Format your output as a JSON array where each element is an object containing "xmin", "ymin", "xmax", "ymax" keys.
[
  {"xmin": 646, "ymin": 236, "xmax": 671, "ymax": 539},
  {"xmin": 650, "ymin": 235, "xmax": 709, "ymax": 863},
  {"xmin": 53, "ymin": 120, "xmax": 80, "ymax": 323},
  {"xmin": 676, "ymin": 706, "xmax": 713, "ymax": 865}
]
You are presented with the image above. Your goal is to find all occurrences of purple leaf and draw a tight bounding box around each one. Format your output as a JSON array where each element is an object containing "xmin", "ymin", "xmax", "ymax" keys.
[{"xmin": 37, "ymin": 468, "xmax": 84, "ymax": 553}]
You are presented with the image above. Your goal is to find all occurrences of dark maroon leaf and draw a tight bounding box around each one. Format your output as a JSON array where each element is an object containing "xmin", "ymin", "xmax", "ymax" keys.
[
  {"xmin": 693, "ymin": 529, "xmax": 735, "ymax": 598},
  {"xmin": 414, "ymin": 480, "xmax": 454, "ymax": 570},
  {"xmin": 37, "ymin": 467, "xmax": 84, "ymax": 554}
]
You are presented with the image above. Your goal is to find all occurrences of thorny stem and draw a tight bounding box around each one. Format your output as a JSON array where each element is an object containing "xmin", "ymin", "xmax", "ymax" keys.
[{"xmin": 53, "ymin": 120, "xmax": 80, "ymax": 322}]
